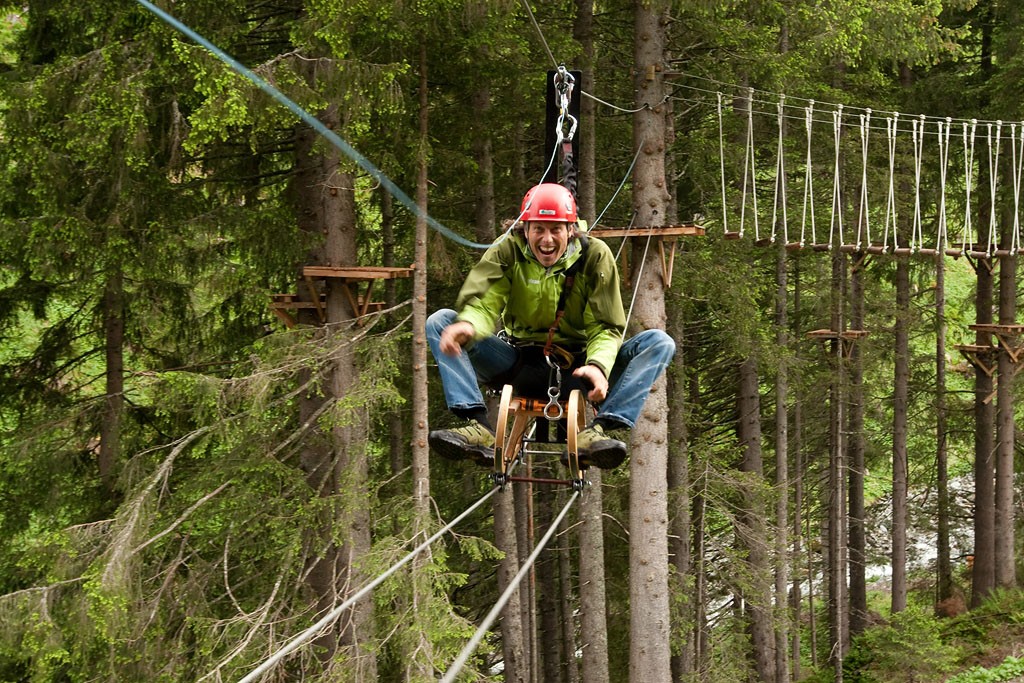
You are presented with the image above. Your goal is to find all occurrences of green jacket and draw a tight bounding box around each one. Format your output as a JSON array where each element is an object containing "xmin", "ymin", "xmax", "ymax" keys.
[{"xmin": 455, "ymin": 232, "xmax": 626, "ymax": 376}]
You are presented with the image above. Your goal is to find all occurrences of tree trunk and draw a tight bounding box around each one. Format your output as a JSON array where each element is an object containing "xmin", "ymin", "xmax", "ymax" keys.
[
  {"xmin": 99, "ymin": 269, "xmax": 124, "ymax": 496},
  {"xmin": 558, "ymin": 497, "xmax": 580, "ymax": 683},
  {"xmin": 381, "ymin": 189, "xmax": 406, "ymax": 476},
  {"xmin": 848, "ymin": 256, "xmax": 868, "ymax": 634},
  {"xmin": 892, "ymin": 256, "xmax": 910, "ymax": 615},
  {"xmin": 827, "ymin": 250, "xmax": 847, "ymax": 680},
  {"xmin": 935, "ymin": 253, "xmax": 954, "ymax": 603},
  {"xmin": 293, "ymin": 92, "xmax": 376, "ymax": 676},
  {"xmin": 408, "ymin": 40, "xmax": 433, "ymax": 680},
  {"xmin": 514, "ymin": 482, "xmax": 536, "ymax": 679},
  {"xmin": 630, "ymin": 2, "xmax": 673, "ymax": 680},
  {"xmin": 494, "ymin": 487, "xmax": 528, "ymax": 683},
  {"xmin": 774, "ymin": 241, "xmax": 791, "ymax": 683},
  {"xmin": 890, "ymin": 64, "xmax": 913, "ymax": 621},
  {"xmin": 325, "ymin": 186, "xmax": 376, "ymax": 680},
  {"xmin": 737, "ymin": 357, "xmax": 776, "ymax": 683},
  {"xmin": 472, "ymin": 84, "xmax": 495, "ymax": 244},
  {"xmin": 578, "ymin": 467, "xmax": 609, "ymax": 683},
  {"xmin": 693, "ymin": 484, "xmax": 709, "ymax": 680},
  {"xmin": 537, "ymin": 487, "xmax": 563, "ymax": 683},
  {"xmin": 994, "ymin": 224, "xmax": 1016, "ymax": 589},
  {"xmin": 574, "ymin": 0, "xmax": 596, "ymax": 224},
  {"xmin": 790, "ymin": 257, "xmax": 804, "ymax": 681},
  {"xmin": 971, "ymin": 256, "xmax": 996, "ymax": 605},
  {"xmin": 971, "ymin": 7, "xmax": 997, "ymax": 609},
  {"xmin": 668, "ymin": 293, "xmax": 693, "ymax": 682}
]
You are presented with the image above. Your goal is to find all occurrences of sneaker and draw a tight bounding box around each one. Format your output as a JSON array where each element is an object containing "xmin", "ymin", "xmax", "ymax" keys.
[
  {"xmin": 428, "ymin": 420, "xmax": 495, "ymax": 467},
  {"xmin": 567, "ymin": 423, "xmax": 627, "ymax": 470}
]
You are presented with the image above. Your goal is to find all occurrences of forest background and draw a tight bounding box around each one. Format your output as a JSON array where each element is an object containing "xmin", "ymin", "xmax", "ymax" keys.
[{"xmin": 0, "ymin": 1, "xmax": 1023, "ymax": 682}]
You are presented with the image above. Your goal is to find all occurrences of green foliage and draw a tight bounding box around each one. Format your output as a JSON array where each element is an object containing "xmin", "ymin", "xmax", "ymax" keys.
[
  {"xmin": 832, "ymin": 590, "xmax": 1024, "ymax": 683},
  {"xmin": 843, "ymin": 605, "xmax": 960, "ymax": 683},
  {"xmin": 0, "ymin": 0, "xmax": 1021, "ymax": 680},
  {"xmin": 946, "ymin": 656, "xmax": 1024, "ymax": 683}
]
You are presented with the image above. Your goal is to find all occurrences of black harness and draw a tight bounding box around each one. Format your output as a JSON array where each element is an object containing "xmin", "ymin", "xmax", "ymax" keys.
[{"xmin": 489, "ymin": 236, "xmax": 590, "ymax": 408}]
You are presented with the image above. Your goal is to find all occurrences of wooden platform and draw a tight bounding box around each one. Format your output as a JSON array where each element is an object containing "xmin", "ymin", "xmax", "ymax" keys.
[
  {"xmin": 588, "ymin": 223, "xmax": 705, "ymax": 238},
  {"xmin": 588, "ymin": 223, "xmax": 705, "ymax": 287},
  {"xmin": 270, "ymin": 265, "xmax": 414, "ymax": 327},
  {"xmin": 301, "ymin": 265, "xmax": 414, "ymax": 280},
  {"xmin": 807, "ymin": 329, "xmax": 868, "ymax": 358},
  {"xmin": 968, "ymin": 324, "xmax": 1024, "ymax": 363},
  {"xmin": 954, "ymin": 343, "xmax": 998, "ymax": 377},
  {"xmin": 807, "ymin": 329, "xmax": 869, "ymax": 341}
]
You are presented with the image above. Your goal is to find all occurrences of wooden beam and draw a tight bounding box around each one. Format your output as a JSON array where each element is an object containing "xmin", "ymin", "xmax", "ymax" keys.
[{"xmin": 588, "ymin": 223, "xmax": 704, "ymax": 238}]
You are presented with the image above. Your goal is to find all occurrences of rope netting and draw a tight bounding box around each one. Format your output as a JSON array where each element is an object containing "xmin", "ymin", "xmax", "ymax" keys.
[{"xmin": 676, "ymin": 80, "xmax": 1024, "ymax": 258}]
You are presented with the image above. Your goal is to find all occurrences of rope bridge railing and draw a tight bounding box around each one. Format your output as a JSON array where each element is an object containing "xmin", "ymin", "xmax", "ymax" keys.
[{"xmin": 676, "ymin": 80, "xmax": 1024, "ymax": 259}]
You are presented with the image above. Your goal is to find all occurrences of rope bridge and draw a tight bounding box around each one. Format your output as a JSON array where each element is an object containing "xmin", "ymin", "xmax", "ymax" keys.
[{"xmin": 681, "ymin": 82, "xmax": 1023, "ymax": 259}]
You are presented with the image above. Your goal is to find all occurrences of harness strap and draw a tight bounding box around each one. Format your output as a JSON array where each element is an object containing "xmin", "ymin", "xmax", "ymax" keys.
[{"xmin": 543, "ymin": 236, "xmax": 589, "ymax": 363}]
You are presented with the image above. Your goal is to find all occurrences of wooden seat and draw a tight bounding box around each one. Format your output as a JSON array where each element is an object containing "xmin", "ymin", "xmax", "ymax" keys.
[{"xmin": 492, "ymin": 384, "xmax": 587, "ymax": 491}]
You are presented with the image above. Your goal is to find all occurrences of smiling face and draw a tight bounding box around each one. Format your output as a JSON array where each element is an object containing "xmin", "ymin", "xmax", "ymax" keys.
[{"xmin": 525, "ymin": 221, "xmax": 572, "ymax": 267}]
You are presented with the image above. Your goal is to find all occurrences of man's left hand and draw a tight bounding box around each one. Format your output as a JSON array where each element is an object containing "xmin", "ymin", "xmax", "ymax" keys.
[{"xmin": 573, "ymin": 364, "xmax": 608, "ymax": 403}]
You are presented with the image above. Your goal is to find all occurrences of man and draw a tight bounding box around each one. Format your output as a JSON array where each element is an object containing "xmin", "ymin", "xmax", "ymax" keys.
[{"xmin": 426, "ymin": 183, "xmax": 675, "ymax": 469}]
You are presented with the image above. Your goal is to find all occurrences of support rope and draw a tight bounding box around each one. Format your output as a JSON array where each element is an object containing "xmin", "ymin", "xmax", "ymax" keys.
[
  {"xmin": 801, "ymin": 101, "xmax": 816, "ymax": 247},
  {"xmin": 986, "ymin": 121, "xmax": 1002, "ymax": 256},
  {"xmin": 911, "ymin": 114, "xmax": 926, "ymax": 252},
  {"xmin": 829, "ymin": 105, "xmax": 844, "ymax": 250},
  {"xmin": 594, "ymin": 143, "xmax": 644, "ymax": 230},
  {"xmin": 717, "ymin": 92, "xmax": 730, "ymax": 236},
  {"xmin": 740, "ymin": 88, "xmax": 760, "ymax": 240},
  {"xmin": 771, "ymin": 95, "xmax": 788, "ymax": 244},
  {"xmin": 1011, "ymin": 122, "xmax": 1024, "ymax": 255},
  {"xmin": 235, "ymin": 486, "xmax": 500, "ymax": 683},
  {"xmin": 440, "ymin": 490, "xmax": 580, "ymax": 683},
  {"xmin": 884, "ymin": 114, "xmax": 900, "ymax": 251},
  {"xmin": 135, "ymin": 0, "xmax": 498, "ymax": 251},
  {"xmin": 962, "ymin": 120, "xmax": 978, "ymax": 253},
  {"xmin": 936, "ymin": 118, "xmax": 951, "ymax": 253},
  {"xmin": 857, "ymin": 109, "xmax": 872, "ymax": 250},
  {"xmin": 626, "ymin": 232, "xmax": 656, "ymax": 327},
  {"xmin": 520, "ymin": 0, "xmax": 558, "ymax": 68}
]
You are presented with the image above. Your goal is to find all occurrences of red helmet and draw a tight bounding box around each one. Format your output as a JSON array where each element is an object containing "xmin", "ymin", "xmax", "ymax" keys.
[{"xmin": 520, "ymin": 183, "xmax": 578, "ymax": 223}]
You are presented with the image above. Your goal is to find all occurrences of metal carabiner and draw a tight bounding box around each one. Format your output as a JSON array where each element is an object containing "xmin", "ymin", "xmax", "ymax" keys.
[
  {"xmin": 553, "ymin": 66, "xmax": 577, "ymax": 143},
  {"xmin": 554, "ymin": 65, "xmax": 575, "ymax": 102}
]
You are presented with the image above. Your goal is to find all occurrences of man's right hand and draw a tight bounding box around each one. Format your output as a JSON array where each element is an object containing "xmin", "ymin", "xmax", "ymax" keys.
[{"xmin": 439, "ymin": 321, "xmax": 476, "ymax": 356}]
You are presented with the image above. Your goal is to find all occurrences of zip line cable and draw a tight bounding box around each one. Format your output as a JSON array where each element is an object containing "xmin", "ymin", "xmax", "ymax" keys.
[
  {"xmin": 235, "ymin": 485, "xmax": 501, "ymax": 683},
  {"xmin": 135, "ymin": 0, "xmax": 498, "ymax": 251},
  {"xmin": 520, "ymin": 0, "xmax": 558, "ymax": 68},
  {"xmin": 520, "ymin": 0, "xmax": 658, "ymax": 115},
  {"xmin": 440, "ymin": 490, "xmax": 580, "ymax": 683},
  {"xmin": 593, "ymin": 143, "xmax": 644, "ymax": 230}
]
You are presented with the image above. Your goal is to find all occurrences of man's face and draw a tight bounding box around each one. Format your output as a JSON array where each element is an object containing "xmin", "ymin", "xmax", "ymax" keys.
[{"xmin": 526, "ymin": 221, "xmax": 571, "ymax": 267}]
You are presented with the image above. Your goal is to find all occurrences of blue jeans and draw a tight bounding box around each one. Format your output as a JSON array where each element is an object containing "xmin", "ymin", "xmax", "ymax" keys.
[{"xmin": 426, "ymin": 308, "xmax": 676, "ymax": 429}]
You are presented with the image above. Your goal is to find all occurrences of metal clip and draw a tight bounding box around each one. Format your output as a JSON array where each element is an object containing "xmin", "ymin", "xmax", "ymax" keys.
[
  {"xmin": 544, "ymin": 362, "xmax": 563, "ymax": 420},
  {"xmin": 554, "ymin": 66, "xmax": 577, "ymax": 143}
]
